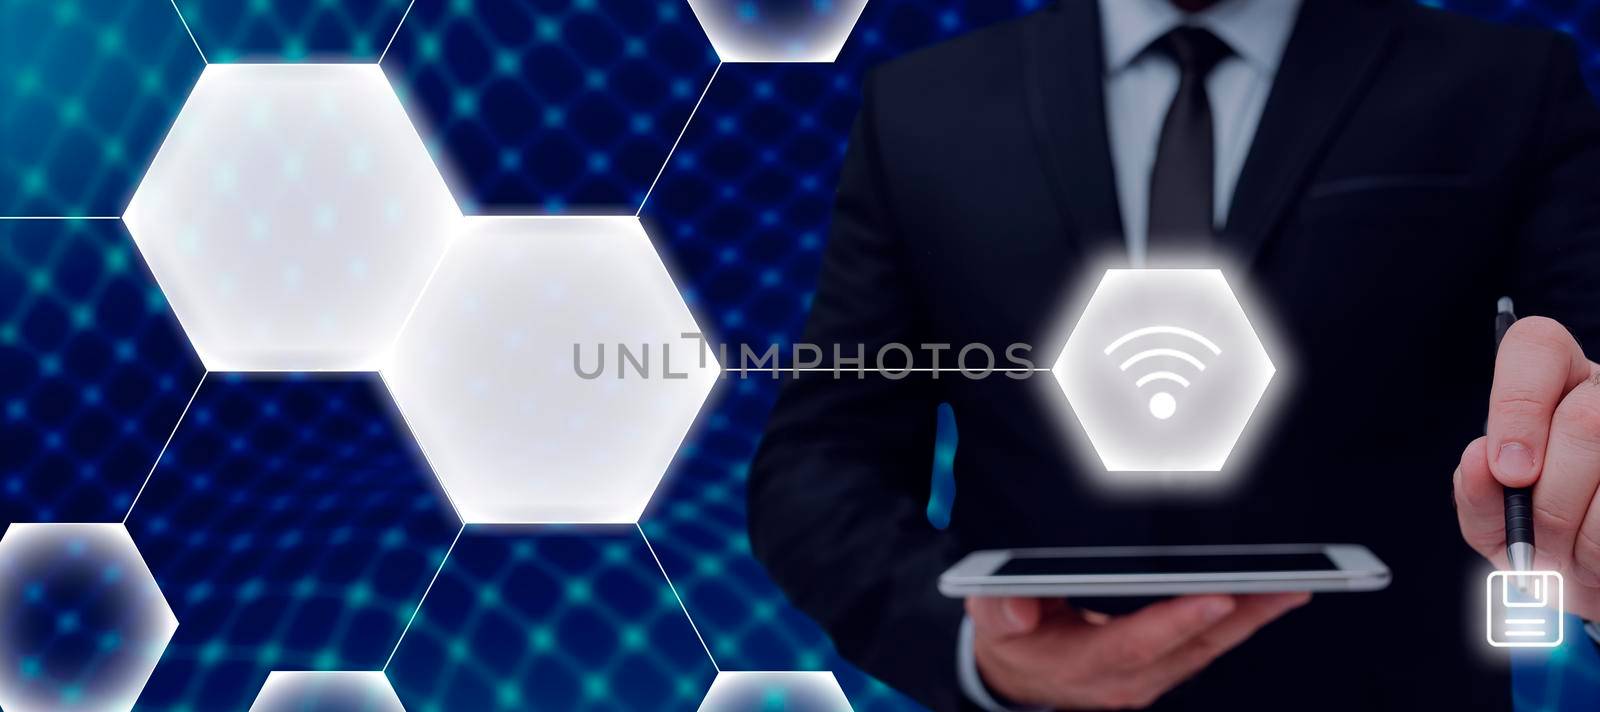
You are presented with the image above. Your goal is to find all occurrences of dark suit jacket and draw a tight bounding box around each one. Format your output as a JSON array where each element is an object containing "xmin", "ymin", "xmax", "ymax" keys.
[{"xmin": 748, "ymin": 0, "xmax": 1600, "ymax": 709}]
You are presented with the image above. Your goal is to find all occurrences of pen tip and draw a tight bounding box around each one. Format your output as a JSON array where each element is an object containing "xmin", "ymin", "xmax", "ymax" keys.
[{"xmin": 1497, "ymin": 296, "xmax": 1514, "ymax": 314}]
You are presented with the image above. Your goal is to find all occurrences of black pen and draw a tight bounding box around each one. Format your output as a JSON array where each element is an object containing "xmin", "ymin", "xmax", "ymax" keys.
[{"xmin": 1496, "ymin": 297, "xmax": 1535, "ymax": 572}]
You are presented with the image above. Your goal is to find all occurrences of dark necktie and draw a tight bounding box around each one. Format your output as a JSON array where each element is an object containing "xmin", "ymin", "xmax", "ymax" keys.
[{"xmin": 1147, "ymin": 26, "xmax": 1233, "ymax": 254}]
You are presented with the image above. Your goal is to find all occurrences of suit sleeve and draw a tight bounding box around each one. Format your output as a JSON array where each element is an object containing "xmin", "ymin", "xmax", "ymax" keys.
[
  {"xmin": 1509, "ymin": 36, "xmax": 1600, "ymax": 351},
  {"xmin": 747, "ymin": 70, "xmax": 971, "ymax": 712}
]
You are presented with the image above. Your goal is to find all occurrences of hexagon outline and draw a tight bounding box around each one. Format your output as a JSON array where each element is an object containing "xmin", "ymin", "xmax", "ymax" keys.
[
  {"xmin": 0, "ymin": 523, "xmax": 178, "ymax": 712},
  {"xmin": 1050, "ymin": 269, "xmax": 1275, "ymax": 474},
  {"xmin": 381, "ymin": 215, "xmax": 721, "ymax": 524},
  {"xmin": 247, "ymin": 670, "xmax": 406, "ymax": 711},
  {"xmin": 698, "ymin": 670, "xmax": 853, "ymax": 711},
  {"xmin": 686, "ymin": 0, "xmax": 870, "ymax": 63},
  {"xmin": 122, "ymin": 62, "xmax": 464, "ymax": 373}
]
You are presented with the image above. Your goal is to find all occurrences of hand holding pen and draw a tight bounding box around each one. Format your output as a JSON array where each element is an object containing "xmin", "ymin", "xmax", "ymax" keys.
[{"xmin": 1453, "ymin": 298, "xmax": 1600, "ymax": 621}]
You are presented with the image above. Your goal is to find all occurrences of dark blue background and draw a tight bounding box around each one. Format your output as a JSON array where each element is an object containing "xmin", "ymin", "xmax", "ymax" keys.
[{"xmin": 1, "ymin": 0, "xmax": 1598, "ymax": 709}]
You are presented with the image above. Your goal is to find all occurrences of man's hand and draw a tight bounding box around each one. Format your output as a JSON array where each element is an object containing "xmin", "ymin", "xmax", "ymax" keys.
[
  {"xmin": 967, "ymin": 593, "xmax": 1310, "ymax": 710},
  {"xmin": 1455, "ymin": 316, "xmax": 1600, "ymax": 619}
]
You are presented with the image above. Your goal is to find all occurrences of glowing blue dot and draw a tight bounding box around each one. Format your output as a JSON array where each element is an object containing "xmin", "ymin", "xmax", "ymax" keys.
[
  {"xmin": 199, "ymin": 641, "xmax": 224, "ymax": 666},
  {"xmin": 453, "ymin": 91, "xmax": 478, "ymax": 117},
  {"xmin": 497, "ymin": 684, "xmax": 521, "ymax": 707},
  {"xmin": 565, "ymin": 580, "xmax": 591, "ymax": 602},
  {"xmin": 495, "ymin": 50, "xmax": 519, "ymax": 74}
]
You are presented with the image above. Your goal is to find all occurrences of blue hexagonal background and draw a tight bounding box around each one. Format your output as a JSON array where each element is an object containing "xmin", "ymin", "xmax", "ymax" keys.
[
  {"xmin": 0, "ymin": 218, "xmax": 201, "ymax": 526},
  {"xmin": 385, "ymin": 526, "xmax": 718, "ymax": 711},
  {"xmin": 381, "ymin": 0, "xmax": 720, "ymax": 213},
  {"xmin": 1, "ymin": 0, "xmax": 1598, "ymax": 710},
  {"xmin": 124, "ymin": 374, "xmax": 459, "ymax": 710},
  {"xmin": 0, "ymin": 0, "xmax": 202, "ymax": 217}
]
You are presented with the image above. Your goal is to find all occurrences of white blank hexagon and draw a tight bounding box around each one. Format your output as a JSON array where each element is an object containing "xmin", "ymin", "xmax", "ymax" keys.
[
  {"xmin": 698, "ymin": 671, "xmax": 852, "ymax": 711},
  {"xmin": 248, "ymin": 671, "xmax": 405, "ymax": 712},
  {"xmin": 0, "ymin": 523, "xmax": 177, "ymax": 712},
  {"xmin": 687, "ymin": 0, "xmax": 869, "ymax": 62},
  {"xmin": 383, "ymin": 216, "xmax": 720, "ymax": 523},
  {"xmin": 1051, "ymin": 269, "xmax": 1274, "ymax": 474},
  {"xmin": 123, "ymin": 63, "xmax": 461, "ymax": 372}
]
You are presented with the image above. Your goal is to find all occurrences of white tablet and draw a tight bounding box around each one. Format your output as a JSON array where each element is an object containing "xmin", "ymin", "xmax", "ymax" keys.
[{"xmin": 939, "ymin": 543, "xmax": 1390, "ymax": 597}]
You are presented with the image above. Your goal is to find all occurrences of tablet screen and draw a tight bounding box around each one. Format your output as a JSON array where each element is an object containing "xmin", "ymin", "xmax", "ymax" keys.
[{"xmin": 995, "ymin": 552, "xmax": 1336, "ymax": 577}]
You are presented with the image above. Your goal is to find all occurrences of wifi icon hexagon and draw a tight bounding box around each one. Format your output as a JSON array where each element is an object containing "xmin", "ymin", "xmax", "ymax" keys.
[{"xmin": 1051, "ymin": 269, "xmax": 1276, "ymax": 474}]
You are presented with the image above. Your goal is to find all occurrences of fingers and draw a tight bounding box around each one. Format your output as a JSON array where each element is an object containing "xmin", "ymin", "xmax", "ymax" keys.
[
  {"xmin": 1086, "ymin": 595, "xmax": 1235, "ymax": 669},
  {"xmin": 1535, "ymin": 368, "xmax": 1600, "ymax": 570},
  {"xmin": 967, "ymin": 597, "xmax": 1044, "ymax": 638},
  {"xmin": 1487, "ymin": 317, "xmax": 1590, "ymax": 487},
  {"xmin": 1139, "ymin": 592, "xmax": 1311, "ymax": 692},
  {"xmin": 1454, "ymin": 436, "xmax": 1509, "ymax": 566}
]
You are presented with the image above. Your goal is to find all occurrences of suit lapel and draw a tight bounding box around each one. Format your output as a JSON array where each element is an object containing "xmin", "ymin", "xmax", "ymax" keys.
[
  {"xmin": 1024, "ymin": 0, "xmax": 1126, "ymax": 260},
  {"xmin": 1221, "ymin": 0, "xmax": 1402, "ymax": 264}
]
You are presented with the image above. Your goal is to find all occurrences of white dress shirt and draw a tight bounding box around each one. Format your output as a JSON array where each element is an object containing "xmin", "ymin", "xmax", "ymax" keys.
[
  {"xmin": 1105, "ymin": 0, "xmax": 1300, "ymax": 266},
  {"xmin": 957, "ymin": 1, "xmax": 1300, "ymax": 708}
]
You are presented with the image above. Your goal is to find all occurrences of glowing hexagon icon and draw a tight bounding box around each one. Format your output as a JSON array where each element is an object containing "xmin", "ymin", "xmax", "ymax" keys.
[
  {"xmin": 1051, "ymin": 269, "xmax": 1274, "ymax": 473},
  {"xmin": 383, "ymin": 216, "xmax": 720, "ymax": 523},
  {"xmin": 248, "ymin": 671, "xmax": 405, "ymax": 712},
  {"xmin": 0, "ymin": 523, "xmax": 177, "ymax": 712},
  {"xmin": 699, "ymin": 671, "xmax": 853, "ymax": 711},
  {"xmin": 123, "ymin": 64, "xmax": 461, "ymax": 372},
  {"xmin": 687, "ymin": 0, "xmax": 869, "ymax": 62}
]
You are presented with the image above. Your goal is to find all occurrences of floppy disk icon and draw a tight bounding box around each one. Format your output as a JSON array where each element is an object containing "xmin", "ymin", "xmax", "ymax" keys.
[{"xmin": 1486, "ymin": 570, "xmax": 1564, "ymax": 648}]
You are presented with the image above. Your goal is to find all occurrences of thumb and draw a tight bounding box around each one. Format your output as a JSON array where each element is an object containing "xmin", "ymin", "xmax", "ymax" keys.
[{"xmin": 967, "ymin": 597, "xmax": 1043, "ymax": 636}]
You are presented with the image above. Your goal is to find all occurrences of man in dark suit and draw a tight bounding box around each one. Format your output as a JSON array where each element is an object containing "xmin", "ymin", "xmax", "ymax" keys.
[{"xmin": 749, "ymin": 0, "xmax": 1600, "ymax": 708}]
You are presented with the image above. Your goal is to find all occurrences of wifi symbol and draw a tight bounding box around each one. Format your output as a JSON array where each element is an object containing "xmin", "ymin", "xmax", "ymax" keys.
[{"xmin": 1103, "ymin": 326, "xmax": 1222, "ymax": 420}]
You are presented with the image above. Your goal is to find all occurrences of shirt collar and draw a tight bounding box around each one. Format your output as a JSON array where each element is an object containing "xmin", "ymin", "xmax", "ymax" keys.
[{"xmin": 1099, "ymin": 0, "xmax": 1303, "ymax": 75}]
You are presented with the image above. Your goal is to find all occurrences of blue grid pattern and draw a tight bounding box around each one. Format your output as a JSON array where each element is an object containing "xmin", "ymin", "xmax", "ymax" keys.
[
  {"xmin": 0, "ymin": 0, "xmax": 202, "ymax": 217},
  {"xmin": 172, "ymin": 0, "xmax": 411, "ymax": 62},
  {"xmin": 380, "ymin": 0, "xmax": 720, "ymax": 213},
  {"xmin": 385, "ymin": 526, "xmax": 717, "ymax": 711},
  {"xmin": 0, "ymin": 219, "xmax": 200, "ymax": 525},
  {"xmin": 0, "ymin": 1, "xmax": 1596, "ymax": 710},
  {"xmin": 124, "ymin": 374, "xmax": 459, "ymax": 710}
]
